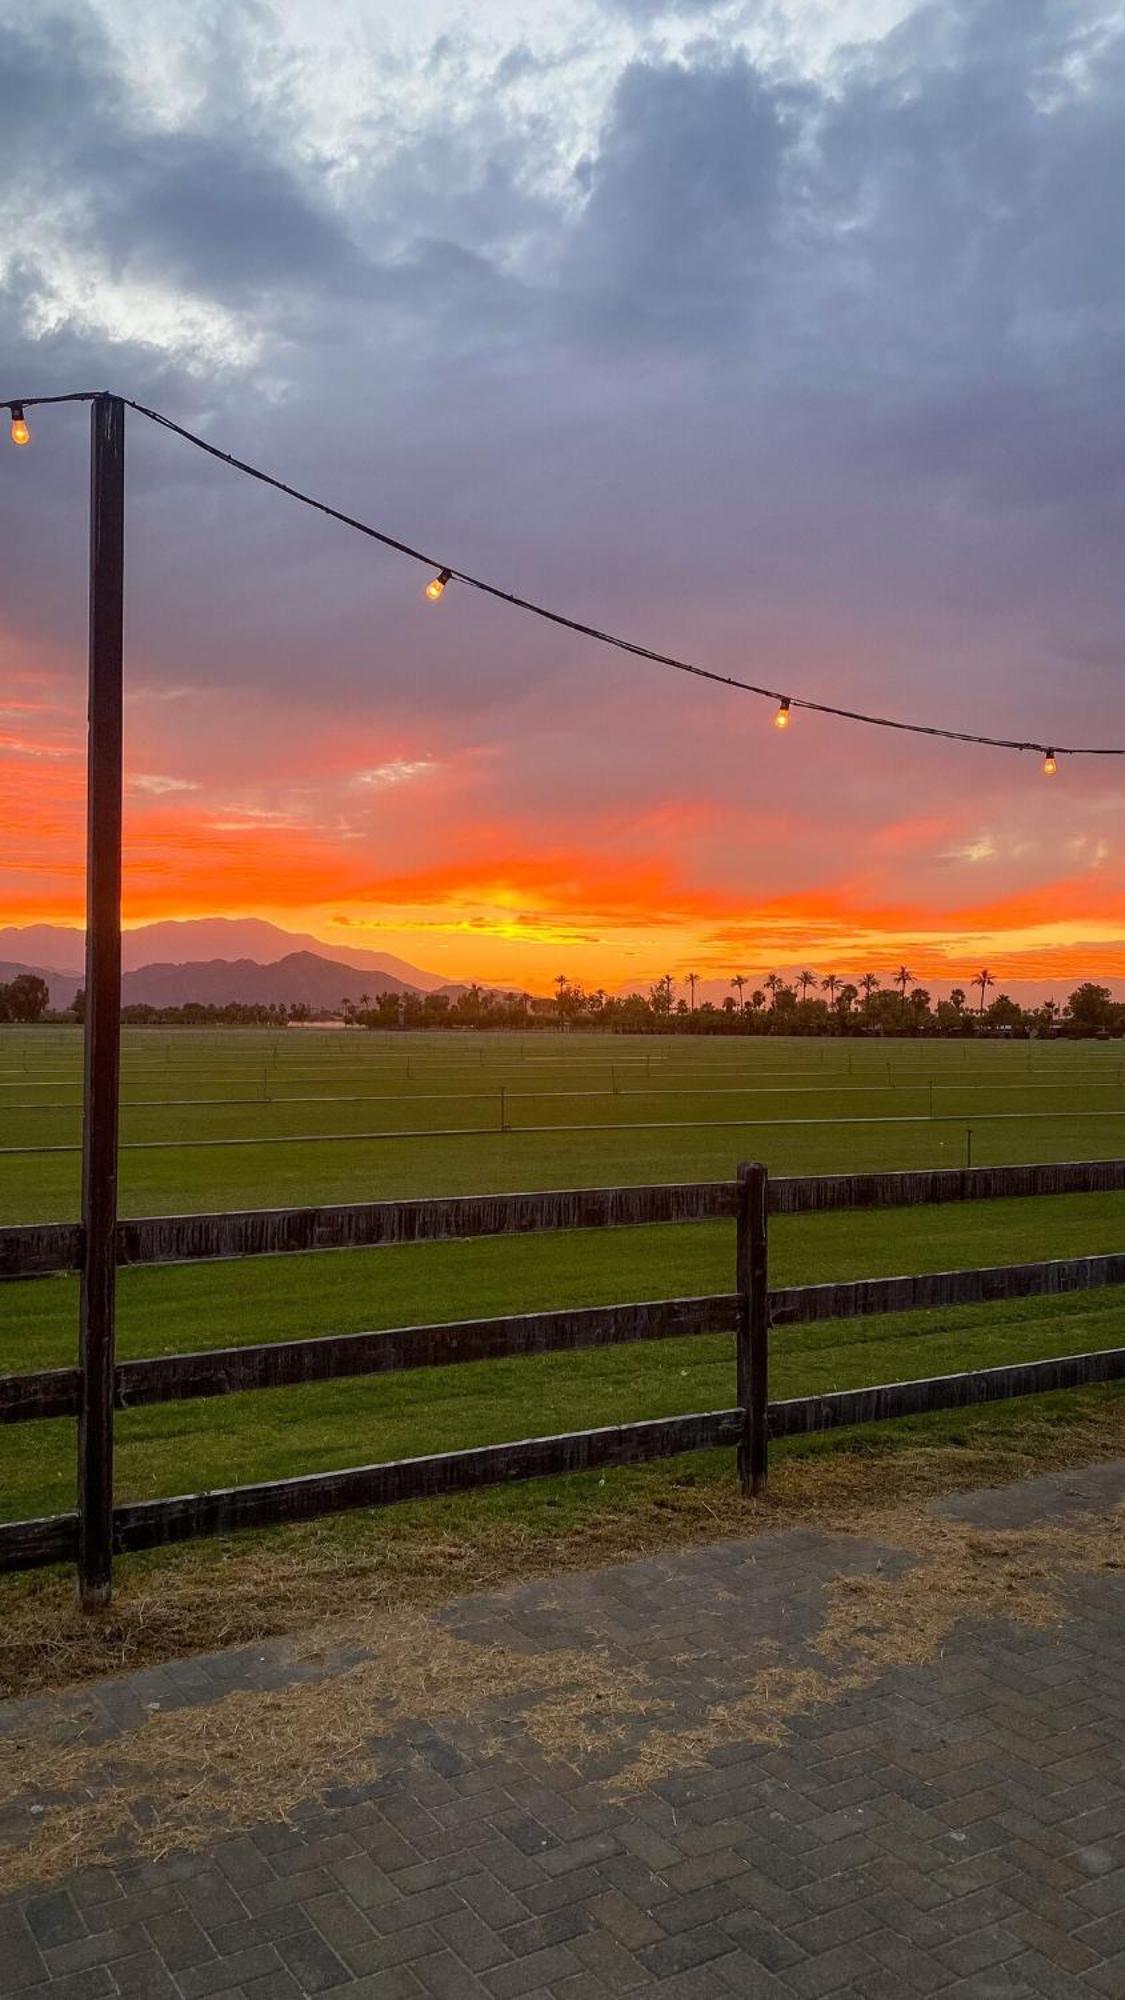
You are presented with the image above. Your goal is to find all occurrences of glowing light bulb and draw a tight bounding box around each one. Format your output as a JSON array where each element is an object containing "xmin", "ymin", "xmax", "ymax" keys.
[
  {"xmin": 773, "ymin": 698, "xmax": 791, "ymax": 731},
  {"xmin": 1042, "ymin": 749, "xmax": 1057, "ymax": 776},
  {"xmin": 425, "ymin": 568, "xmax": 451, "ymax": 601},
  {"xmin": 9, "ymin": 403, "xmax": 29, "ymax": 447}
]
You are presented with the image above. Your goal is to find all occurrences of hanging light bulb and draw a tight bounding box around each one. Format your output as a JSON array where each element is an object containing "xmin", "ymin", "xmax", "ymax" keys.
[
  {"xmin": 9, "ymin": 403, "xmax": 30, "ymax": 447},
  {"xmin": 1042, "ymin": 749, "xmax": 1057, "ymax": 776},
  {"xmin": 425, "ymin": 568, "xmax": 452, "ymax": 602},
  {"xmin": 773, "ymin": 698, "xmax": 791, "ymax": 731}
]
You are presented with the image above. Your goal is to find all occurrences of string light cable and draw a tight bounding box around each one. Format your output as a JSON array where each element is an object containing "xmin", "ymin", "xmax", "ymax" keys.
[{"xmin": 4, "ymin": 389, "xmax": 1121, "ymax": 771}]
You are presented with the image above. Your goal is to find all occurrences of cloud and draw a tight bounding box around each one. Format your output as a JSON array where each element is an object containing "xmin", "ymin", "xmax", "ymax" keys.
[
  {"xmin": 130, "ymin": 773, "xmax": 200, "ymax": 794},
  {"xmin": 0, "ymin": 0, "xmax": 1123, "ymax": 991},
  {"xmin": 596, "ymin": 0, "xmax": 730, "ymax": 22},
  {"xmin": 564, "ymin": 48, "xmax": 791, "ymax": 343},
  {"xmin": 0, "ymin": 9, "xmax": 118, "ymax": 171},
  {"xmin": 357, "ymin": 759, "xmax": 438, "ymax": 787},
  {"xmin": 92, "ymin": 133, "xmax": 366, "ymax": 302},
  {"xmin": 943, "ymin": 835, "xmax": 1000, "ymax": 865}
]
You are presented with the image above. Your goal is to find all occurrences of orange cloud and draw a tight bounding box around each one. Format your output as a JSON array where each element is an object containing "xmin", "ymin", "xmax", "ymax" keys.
[{"xmin": 1, "ymin": 648, "xmax": 1121, "ymax": 995}]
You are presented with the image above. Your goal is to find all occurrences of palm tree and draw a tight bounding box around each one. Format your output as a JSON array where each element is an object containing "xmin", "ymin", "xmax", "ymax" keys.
[
  {"xmin": 763, "ymin": 972, "xmax": 783, "ymax": 1009},
  {"xmin": 973, "ymin": 968, "xmax": 994, "ymax": 1015},
  {"xmin": 750, "ymin": 989, "xmax": 766, "ymax": 1013},
  {"xmin": 821, "ymin": 973, "xmax": 840, "ymax": 1006},
  {"xmin": 686, "ymin": 971, "xmax": 699, "ymax": 1012},
  {"xmin": 858, "ymin": 972, "xmax": 880, "ymax": 1013},
  {"xmin": 796, "ymin": 969, "xmax": 817, "ymax": 1002},
  {"xmin": 894, "ymin": 966, "xmax": 916, "ymax": 1015},
  {"xmin": 731, "ymin": 973, "xmax": 747, "ymax": 1013}
]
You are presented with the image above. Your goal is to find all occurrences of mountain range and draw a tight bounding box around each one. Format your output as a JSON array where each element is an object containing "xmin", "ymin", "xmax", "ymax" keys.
[
  {"xmin": 0, "ymin": 919, "xmax": 447, "ymax": 987},
  {"xmin": 122, "ymin": 952, "xmax": 418, "ymax": 1010},
  {"xmin": 0, "ymin": 920, "xmax": 482, "ymax": 1012}
]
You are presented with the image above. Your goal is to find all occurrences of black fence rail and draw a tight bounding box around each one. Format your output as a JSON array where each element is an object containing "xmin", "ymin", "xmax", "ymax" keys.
[
  {"xmin": 1, "ymin": 1159, "xmax": 1123, "ymax": 1582},
  {"xmin": 6, "ymin": 1252, "xmax": 1125, "ymax": 1426},
  {"xmin": 5, "ymin": 1157, "xmax": 1125, "ymax": 1279}
]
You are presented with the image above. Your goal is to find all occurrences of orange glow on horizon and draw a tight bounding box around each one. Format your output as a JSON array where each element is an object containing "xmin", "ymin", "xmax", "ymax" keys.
[
  {"xmin": 1, "ymin": 648, "xmax": 1121, "ymax": 998},
  {"xmin": 4, "ymin": 800, "xmax": 1122, "ymax": 996}
]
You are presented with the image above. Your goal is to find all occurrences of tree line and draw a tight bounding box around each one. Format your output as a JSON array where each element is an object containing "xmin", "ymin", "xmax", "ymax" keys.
[
  {"xmin": 3, "ymin": 972, "xmax": 1121, "ymax": 1036},
  {"xmin": 341, "ymin": 972, "xmax": 1123, "ymax": 1037}
]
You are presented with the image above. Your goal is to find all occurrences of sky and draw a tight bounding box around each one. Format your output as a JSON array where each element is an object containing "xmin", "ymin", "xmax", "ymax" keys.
[{"xmin": 1, "ymin": 0, "xmax": 1124, "ymax": 1002}]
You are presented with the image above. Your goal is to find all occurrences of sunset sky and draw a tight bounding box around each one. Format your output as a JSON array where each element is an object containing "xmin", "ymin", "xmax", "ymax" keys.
[{"xmin": 2, "ymin": 0, "xmax": 1123, "ymax": 1000}]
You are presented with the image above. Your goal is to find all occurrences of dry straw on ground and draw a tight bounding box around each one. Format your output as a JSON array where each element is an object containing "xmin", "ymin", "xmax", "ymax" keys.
[
  {"xmin": 603, "ymin": 1504, "xmax": 1124, "ymax": 1794},
  {"xmin": 0, "ymin": 1617, "xmax": 648, "ymax": 1895},
  {"xmin": 1, "ymin": 1421, "xmax": 1122, "ymax": 1896},
  {"xmin": 4, "ymin": 1393, "xmax": 1124, "ymax": 1701}
]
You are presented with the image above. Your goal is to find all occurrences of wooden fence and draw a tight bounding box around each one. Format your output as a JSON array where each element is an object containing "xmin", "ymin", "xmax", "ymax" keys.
[{"xmin": 1, "ymin": 1158, "xmax": 1123, "ymax": 1585}]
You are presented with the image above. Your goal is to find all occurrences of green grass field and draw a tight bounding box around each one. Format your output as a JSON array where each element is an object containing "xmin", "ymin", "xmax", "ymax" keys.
[{"xmin": 1, "ymin": 1026, "xmax": 1123, "ymax": 1534}]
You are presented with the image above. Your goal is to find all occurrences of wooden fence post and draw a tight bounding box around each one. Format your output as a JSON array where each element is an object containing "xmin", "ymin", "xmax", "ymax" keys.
[
  {"xmin": 77, "ymin": 393, "xmax": 125, "ymax": 1611},
  {"xmin": 735, "ymin": 1160, "xmax": 769, "ymax": 1496}
]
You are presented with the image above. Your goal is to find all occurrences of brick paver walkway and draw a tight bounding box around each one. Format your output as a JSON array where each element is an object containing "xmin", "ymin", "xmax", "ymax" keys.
[{"xmin": 2, "ymin": 1462, "xmax": 1123, "ymax": 1999}]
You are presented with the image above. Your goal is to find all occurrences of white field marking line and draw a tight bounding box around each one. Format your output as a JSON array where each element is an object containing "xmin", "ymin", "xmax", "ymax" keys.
[
  {"xmin": 4, "ymin": 1075, "xmax": 1122, "ymax": 1112},
  {"xmin": 0, "ymin": 1061, "xmax": 682, "ymax": 1087},
  {"xmin": 7, "ymin": 1077, "xmax": 1125, "ymax": 1113},
  {"xmin": 0, "ymin": 1055, "xmax": 1116, "ymax": 1080},
  {"xmin": 2, "ymin": 1042, "xmax": 1117, "ymax": 1061},
  {"xmin": 4, "ymin": 1043, "xmax": 1118, "ymax": 1061},
  {"xmin": 6, "ymin": 1044, "xmax": 1116, "ymax": 1058},
  {"xmin": 8, "ymin": 1106, "xmax": 1125, "ymax": 1155},
  {"xmin": 5, "ymin": 1044, "xmax": 1118, "ymax": 1070},
  {"xmin": 2, "ymin": 1090, "xmax": 525, "ymax": 1110}
]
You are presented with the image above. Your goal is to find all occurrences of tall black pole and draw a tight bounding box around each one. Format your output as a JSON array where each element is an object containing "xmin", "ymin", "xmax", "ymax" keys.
[
  {"xmin": 77, "ymin": 393, "xmax": 124, "ymax": 1610},
  {"xmin": 735, "ymin": 1160, "xmax": 769, "ymax": 1498}
]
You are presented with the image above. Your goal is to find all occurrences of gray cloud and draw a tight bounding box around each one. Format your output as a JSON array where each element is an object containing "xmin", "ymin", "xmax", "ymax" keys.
[
  {"xmin": 1, "ymin": 0, "xmax": 1123, "ymax": 794},
  {"xmin": 0, "ymin": 8, "xmax": 118, "ymax": 166},
  {"xmin": 597, "ymin": 0, "xmax": 725, "ymax": 19},
  {"xmin": 565, "ymin": 51, "xmax": 794, "ymax": 342},
  {"xmin": 88, "ymin": 132, "xmax": 365, "ymax": 297}
]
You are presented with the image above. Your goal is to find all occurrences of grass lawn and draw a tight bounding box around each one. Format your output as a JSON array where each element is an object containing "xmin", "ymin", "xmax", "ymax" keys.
[
  {"xmin": 3, "ymin": 1284, "xmax": 1122, "ymax": 1525},
  {"xmin": 3, "ymin": 1027, "xmax": 1125, "ymax": 1222},
  {"xmin": 1, "ymin": 1026, "xmax": 1122, "ymax": 1607}
]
